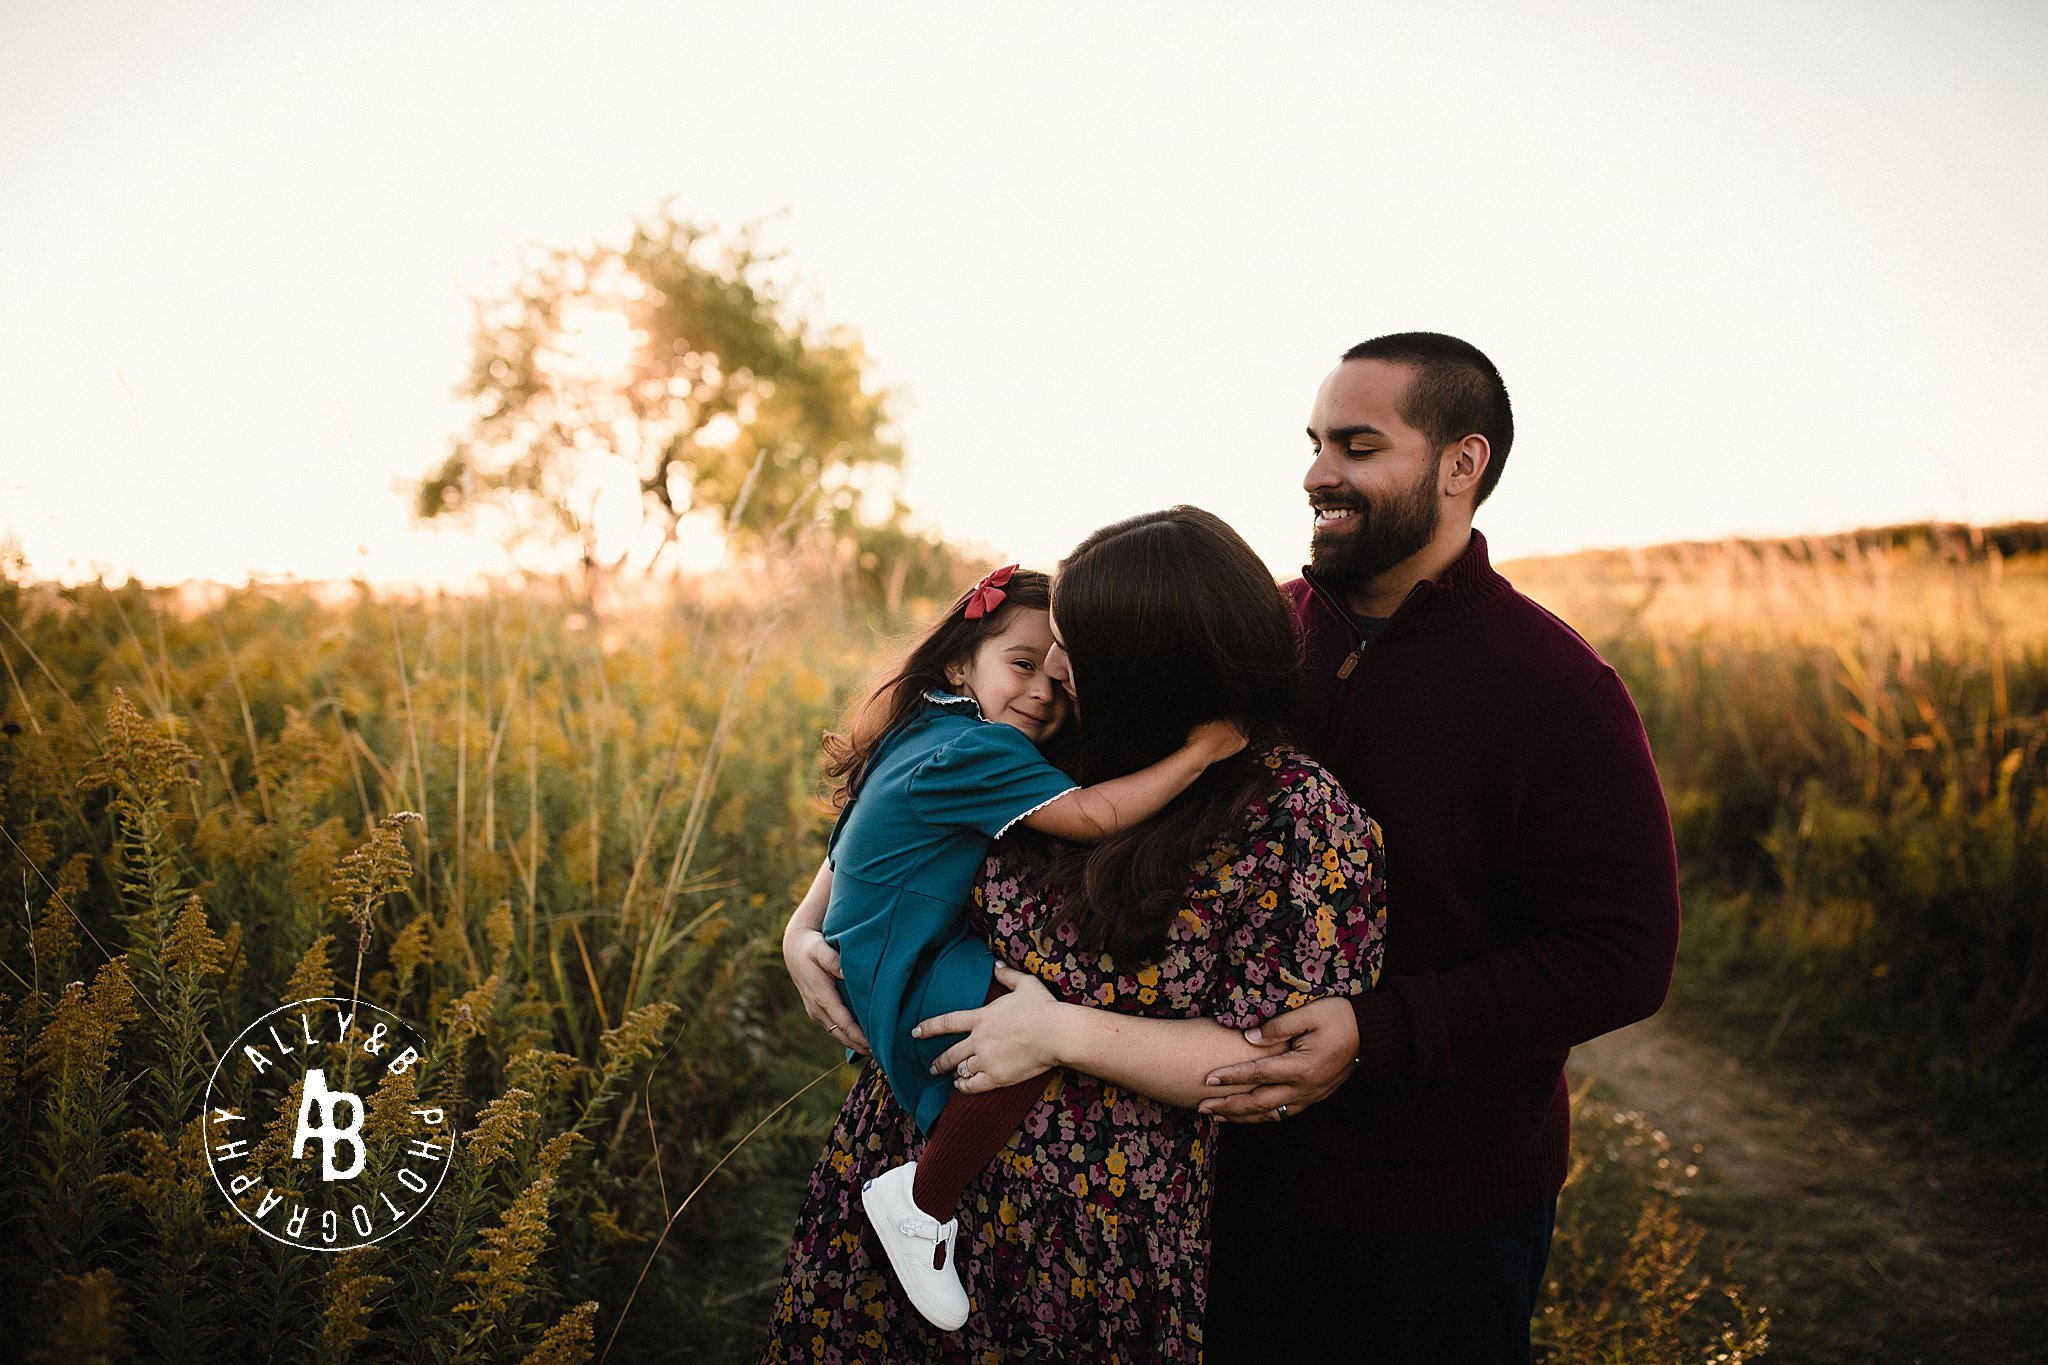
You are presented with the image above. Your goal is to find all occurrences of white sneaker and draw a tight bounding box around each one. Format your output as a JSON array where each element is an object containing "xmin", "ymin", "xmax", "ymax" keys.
[{"xmin": 861, "ymin": 1161, "xmax": 970, "ymax": 1331}]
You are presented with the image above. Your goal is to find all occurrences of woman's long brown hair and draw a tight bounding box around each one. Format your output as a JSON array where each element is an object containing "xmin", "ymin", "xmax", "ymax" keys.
[
  {"xmin": 1007, "ymin": 506, "xmax": 1301, "ymax": 966},
  {"xmin": 822, "ymin": 569, "xmax": 1056, "ymax": 806}
]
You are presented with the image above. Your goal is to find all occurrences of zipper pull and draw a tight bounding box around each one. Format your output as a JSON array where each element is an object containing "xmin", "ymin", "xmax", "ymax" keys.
[{"xmin": 1336, "ymin": 642, "xmax": 1367, "ymax": 680}]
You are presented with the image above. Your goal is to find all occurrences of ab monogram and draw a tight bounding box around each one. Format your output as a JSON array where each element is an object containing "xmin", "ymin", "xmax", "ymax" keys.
[{"xmin": 203, "ymin": 998, "xmax": 453, "ymax": 1251}]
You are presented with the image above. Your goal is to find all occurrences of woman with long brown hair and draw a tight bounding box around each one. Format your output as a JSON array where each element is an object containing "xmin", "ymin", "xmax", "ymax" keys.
[
  {"xmin": 766, "ymin": 507, "xmax": 1387, "ymax": 1363},
  {"xmin": 791, "ymin": 563, "xmax": 1243, "ymax": 1330}
]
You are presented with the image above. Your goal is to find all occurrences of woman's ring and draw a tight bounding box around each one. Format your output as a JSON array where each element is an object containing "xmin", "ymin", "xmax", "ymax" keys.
[
  {"xmin": 827, "ymin": 1023, "xmax": 844, "ymax": 1036},
  {"xmin": 1275, "ymin": 1104, "xmax": 1289, "ymax": 1120},
  {"xmin": 957, "ymin": 1063, "xmax": 973, "ymax": 1080}
]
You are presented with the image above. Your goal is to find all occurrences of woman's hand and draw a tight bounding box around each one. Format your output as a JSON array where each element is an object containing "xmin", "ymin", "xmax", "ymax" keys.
[
  {"xmin": 784, "ymin": 925, "xmax": 870, "ymax": 1056},
  {"xmin": 914, "ymin": 964, "xmax": 1070, "ymax": 1092},
  {"xmin": 782, "ymin": 861, "xmax": 869, "ymax": 1055}
]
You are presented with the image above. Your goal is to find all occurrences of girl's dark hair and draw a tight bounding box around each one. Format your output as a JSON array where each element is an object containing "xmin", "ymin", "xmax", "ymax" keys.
[
  {"xmin": 823, "ymin": 568, "xmax": 1054, "ymax": 806},
  {"xmin": 1013, "ymin": 506, "xmax": 1301, "ymax": 965}
]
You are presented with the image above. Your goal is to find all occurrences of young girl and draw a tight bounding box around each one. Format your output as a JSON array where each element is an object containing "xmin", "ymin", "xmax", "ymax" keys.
[{"xmin": 785, "ymin": 564, "xmax": 1243, "ymax": 1331}]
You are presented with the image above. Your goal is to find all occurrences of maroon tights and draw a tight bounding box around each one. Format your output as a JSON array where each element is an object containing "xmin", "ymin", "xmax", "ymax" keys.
[{"xmin": 910, "ymin": 980, "xmax": 1046, "ymax": 1221}]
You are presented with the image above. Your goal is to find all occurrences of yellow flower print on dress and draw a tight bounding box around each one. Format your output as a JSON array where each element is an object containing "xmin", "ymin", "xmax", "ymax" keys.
[{"xmin": 760, "ymin": 746, "xmax": 1388, "ymax": 1364}]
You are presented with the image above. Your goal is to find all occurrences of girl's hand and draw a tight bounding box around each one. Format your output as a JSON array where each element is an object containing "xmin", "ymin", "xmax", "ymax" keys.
[
  {"xmin": 783, "ymin": 925, "xmax": 871, "ymax": 1055},
  {"xmin": 914, "ymin": 964, "xmax": 1069, "ymax": 1093},
  {"xmin": 1188, "ymin": 717, "xmax": 1249, "ymax": 764}
]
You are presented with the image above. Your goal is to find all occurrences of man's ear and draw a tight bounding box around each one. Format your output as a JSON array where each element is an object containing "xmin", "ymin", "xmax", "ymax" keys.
[{"xmin": 1440, "ymin": 435, "xmax": 1492, "ymax": 500}]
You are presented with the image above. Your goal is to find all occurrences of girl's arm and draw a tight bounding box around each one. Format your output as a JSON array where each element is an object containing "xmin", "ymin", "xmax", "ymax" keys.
[
  {"xmin": 780, "ymin": 860, "xmax": 871, "ymax": 1053},
  {"xmin": 1021, "ymin": 718, "xmax": 1246, "ymax": 842},
  {"xmin": 913, "ymin": 964, "xmax": 1359, "ymax": 1111}
]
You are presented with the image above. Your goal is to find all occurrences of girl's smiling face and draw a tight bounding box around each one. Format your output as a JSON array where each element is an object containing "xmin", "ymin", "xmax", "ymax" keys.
[{"xmin": 945, "ymin": 607, "xmax": 1068, "ymax": 743}]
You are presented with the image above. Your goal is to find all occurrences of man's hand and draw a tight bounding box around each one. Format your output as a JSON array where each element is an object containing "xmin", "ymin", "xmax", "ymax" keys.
[
  {"xmin": 783, "ymin": 925, "xmax": 870, "ymax": 1055},
  {"xmin": 1197, "ymin": 996, "xmax": 1358, "ymax": 1122}
]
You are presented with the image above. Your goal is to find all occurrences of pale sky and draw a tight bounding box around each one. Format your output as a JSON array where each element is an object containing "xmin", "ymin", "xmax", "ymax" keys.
[{"xmin": 3, "ymin": 1, "xmax": 2044, "ymax": 588}]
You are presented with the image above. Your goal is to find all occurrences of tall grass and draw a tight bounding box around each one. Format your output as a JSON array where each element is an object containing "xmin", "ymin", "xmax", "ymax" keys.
[
  {"xmin": 0, "ymin": 559, "xmax": 888, "ymax": 1361},
  {"xmin": 0, "ymin": 528, "xmax": 1833, "ymax": 1361},
  {"xmin": 1512, "ymin": 524, "xmax": 2048, "ymax": 1160},
  {"xmin": 1537, "ymin": 1085, "xmax": 1771, "ymax": 1364}
]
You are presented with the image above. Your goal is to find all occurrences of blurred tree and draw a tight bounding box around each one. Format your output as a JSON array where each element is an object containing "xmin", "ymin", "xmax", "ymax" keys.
[{"xmin": 416, "ymin": 207, "xmax": 943, "ymax": 603}]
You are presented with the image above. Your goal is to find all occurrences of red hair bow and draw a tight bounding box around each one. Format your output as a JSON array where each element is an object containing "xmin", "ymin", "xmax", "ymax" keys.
[{"xmin": 963, "ymin": 564, "xmax": 1017, "ymax": 620}]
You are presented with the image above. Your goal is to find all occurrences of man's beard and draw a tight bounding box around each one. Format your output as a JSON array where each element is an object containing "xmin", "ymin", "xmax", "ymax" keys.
[{"xmin": 1308, "ymin": 460, "xmax": 1442, "ymax": 594}]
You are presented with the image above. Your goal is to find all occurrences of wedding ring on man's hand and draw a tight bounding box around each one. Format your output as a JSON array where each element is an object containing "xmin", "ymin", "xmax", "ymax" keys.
[
  {"xmin": 827, "ymin": 1023, "xmax": 844, "ymax": 1036},
  {"xmin": 1275, "ymin": 1104, "xmax": 1289, "ymax": 1120}
]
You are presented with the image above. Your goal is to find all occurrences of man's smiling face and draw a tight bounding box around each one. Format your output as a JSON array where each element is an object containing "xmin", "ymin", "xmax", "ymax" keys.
[{"xmin": 1303, "ymin": 358, "xmax": 1445, "ymax": 597}]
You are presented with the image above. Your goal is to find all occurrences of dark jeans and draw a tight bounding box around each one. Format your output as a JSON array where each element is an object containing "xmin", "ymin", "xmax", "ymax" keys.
[{"xmin": 1204, "ymin": 1197, "xmax": 1557, "ymax": 1365}]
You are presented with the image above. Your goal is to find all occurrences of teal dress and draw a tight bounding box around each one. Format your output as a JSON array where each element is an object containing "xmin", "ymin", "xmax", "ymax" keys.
[{"xmin": 823, "ymin": 691, "xmax": 1078, "ymax": 1134}]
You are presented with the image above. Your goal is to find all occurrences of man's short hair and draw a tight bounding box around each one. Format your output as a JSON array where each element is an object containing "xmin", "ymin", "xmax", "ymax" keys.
[{"xmin": 1342, "ymin": 333, "xmax": 1514, "ymax": 506}]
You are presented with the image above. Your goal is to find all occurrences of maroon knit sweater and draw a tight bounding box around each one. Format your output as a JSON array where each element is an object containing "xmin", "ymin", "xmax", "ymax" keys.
[{"xmin": 1213, "ymin": 530, "xmax": 1680, "ymax": 1235}]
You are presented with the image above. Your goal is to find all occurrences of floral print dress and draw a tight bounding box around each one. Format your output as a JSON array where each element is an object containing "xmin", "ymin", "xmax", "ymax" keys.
[{"xmin": 760, "ymin": 747, "xmax": 1386, "ymax": 1364}]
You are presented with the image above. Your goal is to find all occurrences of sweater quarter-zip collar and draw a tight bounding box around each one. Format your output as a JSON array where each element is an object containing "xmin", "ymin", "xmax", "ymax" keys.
[{"xmin": 1297, "ymin": 530, "xmax": 1513, "ymax": 674}]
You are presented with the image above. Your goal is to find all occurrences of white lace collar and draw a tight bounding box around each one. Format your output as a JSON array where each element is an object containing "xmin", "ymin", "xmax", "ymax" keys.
[{"xmin": 921, "ymin": 688, "xmax": 983, "ymax": 718}]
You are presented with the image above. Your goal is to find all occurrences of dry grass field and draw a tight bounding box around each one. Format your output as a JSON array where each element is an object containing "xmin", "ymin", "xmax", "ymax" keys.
[
  {"xmin": 1510, "ymin": 521, "xmax": 2047, "ymax": 1149},
  {"xmin": 5, "ymin": 520, "xmax": 2038, "ymax": 1361},
  {"xmin": 1520, "ymin": 522, "xmax": 2048, "ymax": 1363}
]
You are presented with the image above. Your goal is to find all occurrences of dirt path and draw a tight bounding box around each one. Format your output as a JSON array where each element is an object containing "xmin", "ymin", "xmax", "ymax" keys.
[{"xmin": 1566, "ymin": 1010, "xmax": 2047, "ymax": 1363}]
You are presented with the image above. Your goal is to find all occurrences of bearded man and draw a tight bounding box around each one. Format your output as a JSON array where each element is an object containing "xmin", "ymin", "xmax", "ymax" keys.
[{"xmin": 1199, "ymin": 333, "xmax": 1682, "ymax": 1364}]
